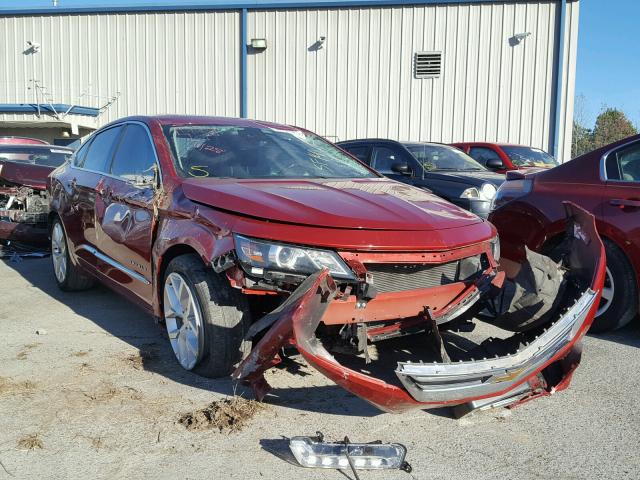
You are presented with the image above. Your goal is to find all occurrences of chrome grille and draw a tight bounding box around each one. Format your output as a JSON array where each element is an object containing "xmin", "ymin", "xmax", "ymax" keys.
[{"xmin": 366, "ymin": 255, "xmax": 483, "ymax": 293}]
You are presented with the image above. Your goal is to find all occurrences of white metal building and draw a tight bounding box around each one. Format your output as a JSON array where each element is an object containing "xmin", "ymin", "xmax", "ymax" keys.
[{"xmin": 0, "ymin": 0, "xmax": 579, "ymax": 161}]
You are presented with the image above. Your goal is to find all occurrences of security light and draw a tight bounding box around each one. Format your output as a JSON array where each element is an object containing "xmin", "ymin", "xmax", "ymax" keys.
[
  {"xmin": 250, "ymin": 38, "xmax": 267, "ymax": 51},
  {"xmin": 510, "ymin": 32, "xmax": 531, "ymax": 46}
]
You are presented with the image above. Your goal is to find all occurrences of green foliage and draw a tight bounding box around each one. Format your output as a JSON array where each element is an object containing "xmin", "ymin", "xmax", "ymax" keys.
[
  {"xmin": 592, "ymin": 108, "xmax": 637, "ymax": 148},
  {"xmin": 572, "ymin": 107, "xmax": 637, "ymax": 159}
]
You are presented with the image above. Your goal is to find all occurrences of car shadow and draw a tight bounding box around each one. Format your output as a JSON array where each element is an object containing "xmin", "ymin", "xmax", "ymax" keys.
[
  {"xmin": 2, "ymin": 257, "xmax": 384, "ymax": 417},
  {"xmin": 587, "ymin": 320, "xmax": 640, "ymax": 348}
]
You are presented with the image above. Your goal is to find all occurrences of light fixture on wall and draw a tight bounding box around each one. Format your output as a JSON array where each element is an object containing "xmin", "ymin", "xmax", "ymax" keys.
[
  {"xmin": 509, "ymin": 32, "xmax": 531, "ymax": 46},
  {"xmin": 24, "ymin": 40, "xmax": 41, "ymax": 54},
  {"xmin": 308, "ymin": 36, "xmax": 326, "ymax": 52},
  {"xmin": 250, "ymin": 38, "xmax": 268, "ymax": 51}
]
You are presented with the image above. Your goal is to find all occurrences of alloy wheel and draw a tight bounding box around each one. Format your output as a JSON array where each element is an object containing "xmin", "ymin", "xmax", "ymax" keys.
[
  {"xmin": 596, "ymin": 267, "xmax": 614, "ymax": 317},
  {"xmin": 163, "ymin": 272, "xmax": 204, "ymax": 370},
  {"xmin": 51, "ymin": 222, "xmax": 67, "ymax": 284}
]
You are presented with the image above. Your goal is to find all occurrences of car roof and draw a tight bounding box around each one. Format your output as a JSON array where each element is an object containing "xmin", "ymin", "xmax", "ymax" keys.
[
  {"xmin": 108, "ymin": 115, "xmax": 306, "ymax": 132},
  {"xmin": 0, "ymin": 144, "xmax": 73, "ymax": 152}
]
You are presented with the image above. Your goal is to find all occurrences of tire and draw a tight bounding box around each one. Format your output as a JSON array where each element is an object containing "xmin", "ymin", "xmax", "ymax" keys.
[
  {"xmin": 590, "ymin": 239, "xmax": 638, "ymax": 333},
  {"xmin": 163, "ymin": 254, "xmax": 251, "ymax": 378},
  {"xmin": 50, "ymin": 217, "xmax": 95, "ymax": 291}
]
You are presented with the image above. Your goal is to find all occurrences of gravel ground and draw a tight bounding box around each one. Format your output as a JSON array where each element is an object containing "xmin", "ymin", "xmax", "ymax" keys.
[{"xmin": 1, "ymin": 257, "xmax": 639, "ymax": 480}]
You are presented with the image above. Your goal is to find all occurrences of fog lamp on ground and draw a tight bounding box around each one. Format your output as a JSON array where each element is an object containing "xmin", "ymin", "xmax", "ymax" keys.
[{"xmin": 289, "ymin": 435, "xmax": 409, "ymax": 471}]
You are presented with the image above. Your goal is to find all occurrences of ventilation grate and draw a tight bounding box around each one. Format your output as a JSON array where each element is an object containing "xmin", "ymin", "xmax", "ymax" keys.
[{"xmin": 414, "ymin": 52, "xmax": 442, "ymax": 78}]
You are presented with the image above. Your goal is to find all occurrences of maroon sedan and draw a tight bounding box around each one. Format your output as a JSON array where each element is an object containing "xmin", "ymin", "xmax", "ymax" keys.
[
  {"xmin": 490, "ymin": 134, "xmax": 640, "ymax": 332},
  {"xmin": 0, "ymin": 144, "xmax": 73, "ymax": 245},
  {"xmin": 452, "ymin": 142, "xmax": 558, "ymax": 173},
  {"xmin": 48, "ymin": 116, "xmax": 604, "ymax": 414}
]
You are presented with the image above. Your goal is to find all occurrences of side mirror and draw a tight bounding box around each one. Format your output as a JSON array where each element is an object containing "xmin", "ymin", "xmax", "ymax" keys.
[
  {"xmin": 485, "ymin": 157, "xmax": 504, "ymax": 170},
  {"xmin": 391, "ymin": 162, "xmax": 412, "ymax": 176}
]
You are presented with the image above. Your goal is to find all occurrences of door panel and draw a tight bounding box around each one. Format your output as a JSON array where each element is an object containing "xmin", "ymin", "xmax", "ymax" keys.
[{"xmin": 94, "ymin": 123, "xmax": 158, "ymax": 303}]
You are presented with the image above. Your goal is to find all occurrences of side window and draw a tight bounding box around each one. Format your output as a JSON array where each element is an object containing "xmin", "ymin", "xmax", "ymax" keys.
[
  {"xmin": 110, "ymin": 124, "xmax": 157, "ymax": 182},
  {"xmin": 81, "ymin": 126, "xmax": 124, "ymax": 172},
  {"xmin": 468, "ymin": 147, "xmax": 502, "ymax": 167},
  {"xmin": 344, "ymin": 146, "xmax": 371, "ymax": 164},
  {"xmin": 608, "ymin": 142, "xmax": 640, "ymax": 182},
  {"xmin": 372, "ymin": 147, "xmax": 402, "ymax": 174},
  {"xmin": 73, "ymin": 139, "xmax": 92, "ymax": 167}
]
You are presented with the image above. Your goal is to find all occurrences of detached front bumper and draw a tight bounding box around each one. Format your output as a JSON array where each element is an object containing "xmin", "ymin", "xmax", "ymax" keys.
[{"xmin": 233, "ymin": 203, "xmax": 604, "ymax": 413}]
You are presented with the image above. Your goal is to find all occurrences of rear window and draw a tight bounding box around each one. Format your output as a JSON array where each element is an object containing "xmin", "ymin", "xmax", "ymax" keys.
[
  {"xmin": 163, "ymin": 125, "xmax": 377, "ymax": 179},
  {"xmin": 0, "ymin": 146, "xmax": 72, "ymax": 167}
]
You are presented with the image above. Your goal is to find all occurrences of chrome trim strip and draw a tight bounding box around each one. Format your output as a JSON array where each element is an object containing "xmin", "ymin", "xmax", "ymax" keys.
[
  {"xmin": 78, "ymin": 244, "xmax": 151, "ymax": 285},
  {"xmin": 395, "ymin": 289, "xmax": 597, "ymax": 403}
]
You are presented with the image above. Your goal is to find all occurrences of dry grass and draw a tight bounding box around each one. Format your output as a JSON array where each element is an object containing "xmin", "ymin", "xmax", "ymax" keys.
[
  {"xmin": 17, "ymin": 434, "xmax": 43, "ymax": 450},
  {"xmin": 0, "ymin": 377, "xmax": 36, "ymax": 396},
  {"xmin": 178, "ymin": 397, "xmax": 265, "ymax": 434},
  {"xmin": 15, "ymin": 343, "xmax": 40, "ymax": 360},
  {"xmin": 124, "ymin": 349, "xmax": 156, "ymax": 370}
]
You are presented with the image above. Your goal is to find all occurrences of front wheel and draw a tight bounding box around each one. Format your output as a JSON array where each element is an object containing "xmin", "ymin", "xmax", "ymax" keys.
[
  {"xmin": 162, "ymin": 254, "xmax": 251, "ymax": 377},
  {"xmin": 50, "ymin": 218, "xmax": 95, "ymax": 291},
  {"xmin": 590, "ymin": 239, "xmax": 638, "ymax": 332}
]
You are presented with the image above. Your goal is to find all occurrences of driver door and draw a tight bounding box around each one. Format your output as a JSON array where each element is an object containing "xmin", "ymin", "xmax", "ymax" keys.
[{"xmin": 94, "ymin": 123, "xmax": 159, "ymax": 305}]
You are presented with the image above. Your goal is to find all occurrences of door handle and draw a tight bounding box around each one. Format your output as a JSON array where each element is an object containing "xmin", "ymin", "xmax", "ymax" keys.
[{"xmin": 610, "ymin": 198, "xmax": 640, "ymax": 209}]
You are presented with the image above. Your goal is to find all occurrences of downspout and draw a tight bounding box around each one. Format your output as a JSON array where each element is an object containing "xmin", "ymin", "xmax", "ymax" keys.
[
  {"xmin": 240, "ymin": 8, "xmax": 248, "ymax": 118},
  {"xmin": 552, "ymin": 0, "xmax": 567, "ymax": 161}
]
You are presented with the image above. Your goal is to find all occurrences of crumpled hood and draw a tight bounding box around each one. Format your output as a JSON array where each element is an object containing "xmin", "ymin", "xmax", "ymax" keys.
[
  {"xmin": 181, "ymin": 178, "xmax": 483, "ymax": 231},
  {"xmin": 0, "ymin": 160, "xmax": 52, "ymax": 190}
]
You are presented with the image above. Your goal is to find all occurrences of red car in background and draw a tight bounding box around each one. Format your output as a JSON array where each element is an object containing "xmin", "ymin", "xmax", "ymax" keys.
[
  {"xmin": 452, "ymin": 142, "xmax": 558, "ymax": 173},
  {"xmin": 0, "ymin": 136, "xmax": 49, "ymax": 145},
  {"xmin": 490, "ymin": 134, "xmax": 640, "ymax": 332}
]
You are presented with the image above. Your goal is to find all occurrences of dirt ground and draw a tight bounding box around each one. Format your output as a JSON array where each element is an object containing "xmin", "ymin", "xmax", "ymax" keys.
[{"xmin": 1, "ymin": 257, "xmax": 639, "ymax": 480}]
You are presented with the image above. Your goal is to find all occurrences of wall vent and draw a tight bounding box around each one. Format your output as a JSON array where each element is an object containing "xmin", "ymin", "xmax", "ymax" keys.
[{"xmin": 414, "ymin": 52, "xmax": 442, "ymax": 78}]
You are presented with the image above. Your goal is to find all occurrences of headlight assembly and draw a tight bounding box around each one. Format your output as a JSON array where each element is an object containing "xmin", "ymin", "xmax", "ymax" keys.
[
  {"xmin": 234, "ymin": 234, "xmax": 355, "ymax": 280},
  {"xmin": 460, "ymin": 183, "xmax": 497, "ymax": 201}
]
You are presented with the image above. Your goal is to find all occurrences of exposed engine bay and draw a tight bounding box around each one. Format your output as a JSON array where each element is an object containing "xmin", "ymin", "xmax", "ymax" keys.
[{"xmin": 0, "ymin": 181, "xmax": 50, "ymax": 246}]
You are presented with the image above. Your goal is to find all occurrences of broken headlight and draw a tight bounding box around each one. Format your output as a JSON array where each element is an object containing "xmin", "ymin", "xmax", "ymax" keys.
[
  {"xmin": 234, "ymin": 234, "xmax": 356, "ymax": 280},
  {"xmin": 289, "ymin": 436, "xmax": 407, "ymax": 470}
]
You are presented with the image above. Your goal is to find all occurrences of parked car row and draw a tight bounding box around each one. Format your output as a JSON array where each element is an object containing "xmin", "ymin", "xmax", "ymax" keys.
[{"xmin": 0, "ymin": 118, "xmax": 630, "ymax": 418}]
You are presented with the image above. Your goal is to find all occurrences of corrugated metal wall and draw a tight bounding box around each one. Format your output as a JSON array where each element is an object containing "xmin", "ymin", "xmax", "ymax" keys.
[
  {"xmin": 0, "ymin": 2, "xmax": 578, "ymax": 160},
  {"xmin": 247, "ymin": 1, "xmax": 579, "ymax": 159},
  {"xmin": 0, "ymin": 10, "xmax": 240, "ymax": 124}
]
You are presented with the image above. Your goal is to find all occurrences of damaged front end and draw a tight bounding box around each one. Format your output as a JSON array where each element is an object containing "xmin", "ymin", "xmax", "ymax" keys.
[
  {"xmin": 233, "ymin": 203, "xmax": 605, "ymax": 414},
  {"xmin": 0, "ymin": 164, "xmax": 50, "ymax": 246}
]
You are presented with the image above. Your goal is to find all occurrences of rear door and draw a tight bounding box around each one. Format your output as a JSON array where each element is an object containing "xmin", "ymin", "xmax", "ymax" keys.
[
  {"xmin": 94, "ymin": 122, "xmax": 159, "ymax": 303},
  {"xmin": 602, "ymin": 140, "xmax": 640, "ymax": 257},
  {"xmin": 70, "ymin": 125, "xmax": 124, "ymax": 270}
]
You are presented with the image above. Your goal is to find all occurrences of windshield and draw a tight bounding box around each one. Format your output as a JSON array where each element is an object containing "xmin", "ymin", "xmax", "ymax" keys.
[
  {"xmin": 404, "ymin": 144, "xmax": 486, "ymax": 174},
  {"xmin": 0, "ymin": 146, "xmax": 72, "ymax": 167},
  {"xmin": 501, "ymin": 146, "xmax": 557, "ymax": 167},
  {"xmin": 163, "ymin": 125, "xmax": 377, "ymax": 179}
]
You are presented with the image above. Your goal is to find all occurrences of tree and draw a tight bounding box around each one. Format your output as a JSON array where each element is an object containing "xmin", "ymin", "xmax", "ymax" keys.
[
  {"xmin": 592, "ymin": 108, "xmax": 638, "ymax": 149},
  {"xmin": 572, "ymin": 121, "xmax": 593, "ymax": 158}
]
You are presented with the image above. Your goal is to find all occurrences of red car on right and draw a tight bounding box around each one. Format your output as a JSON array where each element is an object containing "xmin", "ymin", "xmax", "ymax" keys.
[
  {"xmin": 490, "ymin": 134, "xmax": 640, "ymax": 332},
  {"xmin": 453, "ymin": 142, "xmax": 558, "ymax": 173}
]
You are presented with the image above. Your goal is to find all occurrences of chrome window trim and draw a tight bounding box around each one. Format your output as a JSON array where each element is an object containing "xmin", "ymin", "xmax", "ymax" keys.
[
  {"xmin": 599, "ymin": 138, "xmax": 640, "ymax": 183},
  {"xmin": 77, "ymin": 244, "xmax": 151, "ymax": 285},
  {"xmin": 69, "ymin": 120, "xmax": 163, "ymax": 188}
]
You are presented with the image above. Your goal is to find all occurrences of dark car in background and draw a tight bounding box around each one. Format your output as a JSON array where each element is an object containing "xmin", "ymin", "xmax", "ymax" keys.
[
  {"xmin": 338, "ymin": 139, "xmax": 504, "ymax": 218},
  {"xmin": 0, "ymin": 144, "xmax": 73, "ymax": 245},
  {"xmin": 452, "ymin": 142, "xmax": 558, "ymax": 173},
  {"xmin": 489, "ymin": 134, "xmax": 640, "ymax": 332}
]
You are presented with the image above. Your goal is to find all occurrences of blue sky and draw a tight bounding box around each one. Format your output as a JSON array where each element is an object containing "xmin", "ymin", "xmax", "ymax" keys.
[
  {"xmin": 1, "ymin": 0, "xmax": 638, "ymax": 128},
  {"xmin": 576, "ymin": 0, "xmax": 640, "ymax": 128}
]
